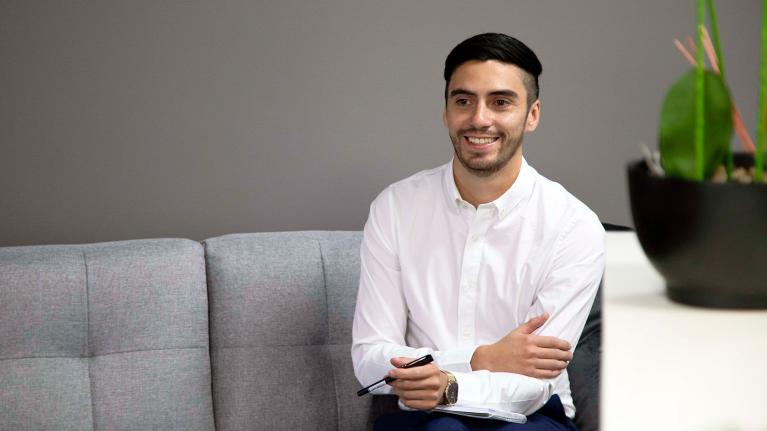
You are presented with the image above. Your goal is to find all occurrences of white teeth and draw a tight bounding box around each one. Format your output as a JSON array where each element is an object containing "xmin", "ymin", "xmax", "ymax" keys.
[{"xmin": 467, "ymin": 137, "xmax": 496, "ymax": 144}]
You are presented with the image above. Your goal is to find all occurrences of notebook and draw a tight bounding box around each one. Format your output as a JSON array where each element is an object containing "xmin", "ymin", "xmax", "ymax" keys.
[{"xmin": 432, "ymin": 405, "xmax": 527, "ymax": 423}]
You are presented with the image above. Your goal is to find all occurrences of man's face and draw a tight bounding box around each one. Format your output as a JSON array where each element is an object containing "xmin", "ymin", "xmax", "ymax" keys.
[{"xmin": 443, "ymin": 60, "xmax": 540, "ymax": 177}]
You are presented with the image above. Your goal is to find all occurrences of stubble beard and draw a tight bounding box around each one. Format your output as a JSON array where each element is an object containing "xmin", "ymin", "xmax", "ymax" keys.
[{"xmin": 451, "ymin": 130, "xmax": 524, "ymax": 178}]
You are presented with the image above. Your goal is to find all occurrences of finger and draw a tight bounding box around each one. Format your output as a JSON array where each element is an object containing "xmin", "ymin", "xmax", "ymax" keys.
[
  {"xmin": 390, "ymin": 376, "xmax": 441, "ymax": 391},
  {"xmin": 516, "ymin": 313, "xmax": 549, "ymax": 335},
  {"xmin": 399, "ymin": 391, "xmax": 442, "ymax": 410},
  {"xmin": 532, "ymin": 335, "xmax": 572, "ymax": 351},
  {"xmin": 534, "ymin": 347, "xmax": 573, "ymax": 361},
  {"xmin": 532, "ymin": 358, "xmax": 569, "ymax": 371},
  {"xmin": 530, "ymin": 368, "xmax": 562, "ymax": 379},
  {"xmin": 399, "ymin": 389, "xmax": 441, "ymax": 402},
  {"xmin": 388, "ymin": 364, "xmax": 439, "ymax": 380},
  {"xmin": 390, "ymin": 356, "xmax": 415, "ymax": 368}
]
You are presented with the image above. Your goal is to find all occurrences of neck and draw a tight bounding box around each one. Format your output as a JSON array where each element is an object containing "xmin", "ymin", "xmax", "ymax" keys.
[{"xmin": 453, "ymin": 152, "xmax": 523, "ymax": 208}]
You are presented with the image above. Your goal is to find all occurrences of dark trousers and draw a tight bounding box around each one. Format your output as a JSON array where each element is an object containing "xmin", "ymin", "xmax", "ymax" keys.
[{"xmin": 373, "ymin": 395, "xmax": 578, "ymax": 431}]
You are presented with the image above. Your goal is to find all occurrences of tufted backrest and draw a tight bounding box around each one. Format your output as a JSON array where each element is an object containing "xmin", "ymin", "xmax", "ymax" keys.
[
  {"xmin": 204, "ymin": 231, "xmax": 397, "ymax": 431},
  {"xmin": 0, "ymin": 239, "xmax": 215, "ymax": 430},
  {"xmin": 1, "ymin": 231, "xmax": 600, "ymax": 430}
]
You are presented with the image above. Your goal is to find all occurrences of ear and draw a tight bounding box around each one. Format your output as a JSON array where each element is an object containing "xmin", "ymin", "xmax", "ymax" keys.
[
  {"xmin": 442, "ymin": 107, "xmax": 448, "ymax": 128},
  {"xmin": 525, "ymin": 100, "xmax": 541, "ymax": 132}
]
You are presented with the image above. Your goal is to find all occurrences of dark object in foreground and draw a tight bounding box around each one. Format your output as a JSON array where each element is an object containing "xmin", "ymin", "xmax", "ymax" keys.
[
  {"xmin": 357, "ymin": 355, "xmax": 434, "ymax": 396},
  {"xmin": 628, "ymin": 154, "xmax": 767, "ymax": 309}
]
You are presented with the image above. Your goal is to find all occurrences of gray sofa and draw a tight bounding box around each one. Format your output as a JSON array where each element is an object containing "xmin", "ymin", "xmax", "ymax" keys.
[{"xmin": 0, "ymin": 231, "xmax": 600, "ymax": 430}]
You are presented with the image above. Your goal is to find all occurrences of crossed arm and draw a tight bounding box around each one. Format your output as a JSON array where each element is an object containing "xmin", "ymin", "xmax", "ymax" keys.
[{"xmin": 388, "ymin": 313, "xmax": 573, "ymax": 410}]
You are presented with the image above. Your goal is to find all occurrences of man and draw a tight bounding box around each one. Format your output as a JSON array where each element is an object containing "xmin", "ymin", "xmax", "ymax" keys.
[{"xmin": 351, "ymin": 33, "xmax": 604, "ymax": 431}]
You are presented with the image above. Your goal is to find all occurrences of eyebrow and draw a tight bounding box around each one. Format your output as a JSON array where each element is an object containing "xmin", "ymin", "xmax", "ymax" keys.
[{"xmin": 449, "ymin": 88, "xmax": 519, "ymax": 101}]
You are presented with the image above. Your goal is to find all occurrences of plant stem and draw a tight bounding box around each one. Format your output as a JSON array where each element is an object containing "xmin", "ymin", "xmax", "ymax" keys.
[
  {"xmin": 757, "ymin": 0, "xmax": 767, "ymax": 182},
  {"xmin": 706, "ymin": 0, "xmax": 726, "ymax": 80},
  {"xmin": 695, "ymin": 0, "xmax": 706, "ymax": 180},
  {"xmin": 706, "ymin": 0, "xmax": 732, "ymax": 179}
]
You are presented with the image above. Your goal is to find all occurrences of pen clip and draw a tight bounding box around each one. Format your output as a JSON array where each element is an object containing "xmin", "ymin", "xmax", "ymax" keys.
[{"xmin": 402, "ymin": 354, "xmax": 433, "ymax": 368}]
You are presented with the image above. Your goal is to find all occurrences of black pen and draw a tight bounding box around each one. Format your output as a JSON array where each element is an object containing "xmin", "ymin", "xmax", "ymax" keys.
[{"xmin": 356, "ymin": 354, "xmax": 434, "ymax": 396}]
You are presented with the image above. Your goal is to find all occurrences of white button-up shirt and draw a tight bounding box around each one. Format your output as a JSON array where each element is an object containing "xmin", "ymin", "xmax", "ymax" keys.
[{"xmin": 351, "ymin": 158, "xmax": 605, "ymax": 418}]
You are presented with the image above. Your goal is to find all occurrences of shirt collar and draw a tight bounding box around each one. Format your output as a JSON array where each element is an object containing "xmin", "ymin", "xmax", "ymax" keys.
[{"xmin": 442, "ymin": 157, "xmax": 536, "ymax": 218}]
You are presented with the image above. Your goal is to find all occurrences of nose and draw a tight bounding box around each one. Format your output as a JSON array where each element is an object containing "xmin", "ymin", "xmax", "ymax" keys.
[{"xmin": 470, "ymin": 103, "xmax": 493, "ymax": 128}]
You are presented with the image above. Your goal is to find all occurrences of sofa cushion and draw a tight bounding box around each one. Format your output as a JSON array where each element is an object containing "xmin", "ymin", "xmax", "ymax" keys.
[
  {"xmin": 205, "ymin": 231, "xmax": 397, "ymax": 431},
  {"xmin": 0, "ymin": 239, "xmax": 214, "ymax": 430}
]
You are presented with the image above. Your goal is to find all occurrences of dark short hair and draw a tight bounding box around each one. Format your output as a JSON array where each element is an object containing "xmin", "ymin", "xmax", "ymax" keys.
[{"xmin": 444, "ymin": 33, "xmax": 542, "ymax": 107}]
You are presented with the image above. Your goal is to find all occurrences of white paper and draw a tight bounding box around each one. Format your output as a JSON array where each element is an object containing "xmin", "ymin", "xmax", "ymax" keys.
[{"xmin": 431, "ymin": 405, "xmax": 527, "ymax": 423}]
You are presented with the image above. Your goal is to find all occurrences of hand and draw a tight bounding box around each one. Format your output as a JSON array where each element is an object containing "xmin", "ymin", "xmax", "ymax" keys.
[
  {"xmin": 470, "ymin": 313, "xmax": 573, "ymax": 378},
  {"xmin": 387, "ymin": 357, "xmax": 448, "ymax": 410}
]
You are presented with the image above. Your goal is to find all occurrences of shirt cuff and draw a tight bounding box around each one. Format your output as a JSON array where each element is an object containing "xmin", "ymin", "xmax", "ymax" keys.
[
  {"xmin": 433, "ymin": 346, "xmax": 478, "ymax": 373},
  {"xmin": 450, "ymin": 370, "xmax": 555, "ymax": 415},
  {"xmin": 451, "ymin": 371, "xmax": 482, "ymax": 406}
]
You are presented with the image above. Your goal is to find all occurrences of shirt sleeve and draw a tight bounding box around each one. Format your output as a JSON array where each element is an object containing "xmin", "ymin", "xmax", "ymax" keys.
[
  {"xmin": 453, "ymin": 211, "xmax": 605, "ymax": 416},
  {"xmin": 528, "ymin": 210, "xmax": 605, "ymax": 356},
  {"xmin": 351, "ymin": 192, "xmax": 478, "ymax": 394}
]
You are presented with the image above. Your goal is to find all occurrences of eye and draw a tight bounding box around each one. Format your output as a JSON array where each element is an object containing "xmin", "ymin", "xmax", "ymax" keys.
[
  {"xmin": 494, "ymin": 99, "xmax": 512, "ymax": 107},
  {"xmin": 455, "ymin": 98, "xmax": 470, "ymax": 106}
]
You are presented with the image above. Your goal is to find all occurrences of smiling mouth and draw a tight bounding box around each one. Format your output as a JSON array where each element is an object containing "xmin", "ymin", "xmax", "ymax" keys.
[{"xmin": 464, "ymin": 136, "xmax": 499, "ymax": 146}]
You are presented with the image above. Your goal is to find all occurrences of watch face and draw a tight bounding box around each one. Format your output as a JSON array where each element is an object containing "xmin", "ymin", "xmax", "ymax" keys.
[{"xmin": 446, "ymin": 380, "xmax": 458, "ymax": 405}]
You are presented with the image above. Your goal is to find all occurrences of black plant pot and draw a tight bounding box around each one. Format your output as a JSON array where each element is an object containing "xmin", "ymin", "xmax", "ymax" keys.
[{"xmin": 628, "ymin": 154, "xmax": 767, "ymax": 309}]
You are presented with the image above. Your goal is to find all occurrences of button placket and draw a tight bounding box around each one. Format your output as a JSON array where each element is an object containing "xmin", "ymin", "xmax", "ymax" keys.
[{"xmin": 456, "ymin": 206, "xmax": 493, "ymax": 347}]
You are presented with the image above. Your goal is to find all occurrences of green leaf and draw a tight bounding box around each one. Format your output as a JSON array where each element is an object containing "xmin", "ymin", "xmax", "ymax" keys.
[{"xmin": 659, "ymin": 69, "xmax": 733, "ymax": 180}]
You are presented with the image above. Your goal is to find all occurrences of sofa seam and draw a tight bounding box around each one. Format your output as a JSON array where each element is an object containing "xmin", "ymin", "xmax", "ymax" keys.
[
  {"xmin": 317, "ymin": 239, "xmax": 342, "ymax": 430},
  {"xmin": 201, "ymin": 240, "xmax": 220, "ymax": 431},
  {"xmin": 207, "ymin": 342, "xmax": 351, "ymax": 350},
  {"xmin": 83, "ymin": 251, "xmax": 96, "ymax": 431},
  {"xmin": 0, "ymin": 345, "xmax": 210, "ymax": 362}
]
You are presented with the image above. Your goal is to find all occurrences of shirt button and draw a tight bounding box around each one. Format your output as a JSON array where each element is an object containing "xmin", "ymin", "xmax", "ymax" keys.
[{"xmin": 471, "ymin": 234, "xmax": 480, "ymax": 242}]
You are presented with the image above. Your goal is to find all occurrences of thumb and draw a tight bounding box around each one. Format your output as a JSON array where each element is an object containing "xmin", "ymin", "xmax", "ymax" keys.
[
  {"xmin": 390, "ymin": 356, "xmax": 414, "ymax": 368},
  {"xmin": 516, "ymin": 313, "xmax": 549, "ymax": 335}
]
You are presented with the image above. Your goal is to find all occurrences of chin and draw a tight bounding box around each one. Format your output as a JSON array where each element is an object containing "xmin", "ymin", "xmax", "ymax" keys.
[
  {"xmin": 461, "ymin": 160, "xmax": 503, "ymax": 176},
  {"xmin": 463, "ymin": 153, "xmax": 499, "ymax": 169}
]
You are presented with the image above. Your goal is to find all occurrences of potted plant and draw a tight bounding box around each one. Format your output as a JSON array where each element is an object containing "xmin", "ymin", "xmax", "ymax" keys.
[{"xmin": 628, "ymin": 0, "xmax": 767, "ymax": 309}]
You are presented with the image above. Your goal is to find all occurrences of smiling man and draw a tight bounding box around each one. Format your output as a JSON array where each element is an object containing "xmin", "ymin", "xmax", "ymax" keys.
[{"xmin": 352, "ymin": 33, "xmax": 604, "ymax": 431}]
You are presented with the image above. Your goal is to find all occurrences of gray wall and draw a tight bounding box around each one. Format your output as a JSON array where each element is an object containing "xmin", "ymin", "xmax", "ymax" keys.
[{"xmin": 1, "ymin": 0, "xmax": 761, "ymax": 246}]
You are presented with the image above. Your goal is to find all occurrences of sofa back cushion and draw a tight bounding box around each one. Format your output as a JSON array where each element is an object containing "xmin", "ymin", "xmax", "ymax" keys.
[
  {"xmin": 0, "ymin": 239, "xmax": 215, "ymax": 430},
  {"xmin": 204, "ymin": 231, "xmax": 397, "ymax": 431}
]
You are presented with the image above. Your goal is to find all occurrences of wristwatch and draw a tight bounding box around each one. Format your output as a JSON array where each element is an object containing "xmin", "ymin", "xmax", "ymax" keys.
[{"xmin": 441, "ymin": 371, "xmax": 458, "ymax": 405}]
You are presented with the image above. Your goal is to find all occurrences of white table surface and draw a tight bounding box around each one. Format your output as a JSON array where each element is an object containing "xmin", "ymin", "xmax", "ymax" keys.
[{"xmin": 602, "ymin": 232, "xmax": 767, "ymax": 431}]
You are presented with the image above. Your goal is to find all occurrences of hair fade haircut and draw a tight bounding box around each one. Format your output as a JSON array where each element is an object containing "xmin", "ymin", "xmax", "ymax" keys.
[{"xmin": 444, "ymin": 33, "xmax": 542, "ymax": 107}]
